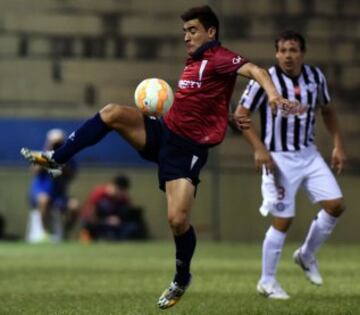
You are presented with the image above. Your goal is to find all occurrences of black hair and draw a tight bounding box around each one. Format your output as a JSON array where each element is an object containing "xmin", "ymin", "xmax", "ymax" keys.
[
  {"xmin": 113, "ymin": 175, "xmax": 130, "ymax": 190},
  {"xmin": 181, "ymin": 5, "xmax": 220, "ymax": 40},
  {"xmin": 275, "ymin": 30, "xmax": 306, "ymax": 52}
]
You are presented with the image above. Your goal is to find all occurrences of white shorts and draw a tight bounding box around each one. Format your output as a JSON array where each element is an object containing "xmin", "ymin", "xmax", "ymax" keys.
[{"xmin": 259, "ymin": 145, "xmax": 343, "ymax": 218}]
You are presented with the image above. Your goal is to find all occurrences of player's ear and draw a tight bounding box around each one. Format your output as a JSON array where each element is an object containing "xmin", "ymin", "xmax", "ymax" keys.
[
  {"xmin": 275, "ymin": 50, "xmax": 281, "ymax": 60},
  {"xmin": 208, "ymin": 26, "xmax": 216, "ymax": 39}
]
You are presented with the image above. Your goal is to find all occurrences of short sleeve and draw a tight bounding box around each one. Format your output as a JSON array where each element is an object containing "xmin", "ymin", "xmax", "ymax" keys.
[
  {"xmin": 214, "ymin": 48, "xmax": 248, "ymax": 75},
  {"xmin": 239, "ymin": 80, "xmax": 266, "ymax": 112}
]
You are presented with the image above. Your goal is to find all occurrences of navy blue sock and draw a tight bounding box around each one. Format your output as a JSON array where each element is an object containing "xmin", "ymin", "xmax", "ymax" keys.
[
  {"xmin": 53, "ymin": 113, "xmax": 111, "ymax": 163},
  {"xmin": 173, "ymin": 225, "xmax": 196, "ymax": 286}
]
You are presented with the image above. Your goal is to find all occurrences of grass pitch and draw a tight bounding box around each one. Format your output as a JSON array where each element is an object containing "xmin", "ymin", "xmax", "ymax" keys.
[{"xmin": 0, "ymin": 242, "xmax": 358, "ymax": 315}]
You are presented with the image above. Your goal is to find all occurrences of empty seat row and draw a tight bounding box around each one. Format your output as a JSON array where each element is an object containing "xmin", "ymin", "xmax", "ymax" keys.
[
  {"xmin": 0, "ymin": 0, "xmax": 131, "ymax": 14},
  {"xmin": 2, "ymin": 11, "xmax": 359, "ymax": 40}
]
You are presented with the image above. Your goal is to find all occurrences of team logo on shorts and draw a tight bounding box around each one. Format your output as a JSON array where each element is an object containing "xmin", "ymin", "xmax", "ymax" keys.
[{"xmin": 275, "ymin": 202, "xmax": 285, "ymax": 212}]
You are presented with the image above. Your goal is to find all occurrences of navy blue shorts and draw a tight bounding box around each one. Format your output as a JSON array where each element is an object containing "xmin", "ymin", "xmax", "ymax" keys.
[{"xmin": 138, "ymin": 116, "xmax": 209, "ymax": 191}]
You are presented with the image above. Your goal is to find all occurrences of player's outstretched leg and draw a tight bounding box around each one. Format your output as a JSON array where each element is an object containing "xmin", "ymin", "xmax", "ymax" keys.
[
  {"xmin": 293, "ymin": 248, "xmax": 323, "ymax": 285},
  {"xmin": 158, "ymin": 276, "xmax": 192, "ymax": 310},
  {"xmin": 20, "ymin": 148, "xmax": 62, "ymax": 177},
  {"xmin": 20, "ymin": 111, "xmax": 112, "ymax": 176}
]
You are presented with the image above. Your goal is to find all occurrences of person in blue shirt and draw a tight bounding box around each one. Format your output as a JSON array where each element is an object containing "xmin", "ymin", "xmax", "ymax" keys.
[{"xmin": 26, "ymin": 129, "xmax": 79, "ymax": 243}]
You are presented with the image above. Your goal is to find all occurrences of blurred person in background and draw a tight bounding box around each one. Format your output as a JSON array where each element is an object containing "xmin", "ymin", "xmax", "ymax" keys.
[
  {"xmin": 79, "ymin": 174, "xmax": 148, "ymax": 242},
  {"xmin": 21, "ymin": 5, "xmax": 300, "ymax": 309},
  {"xmin": 26, "ymin": 128, "xmax": 79, "ymax": 243},
  {"xmin": 236, "ymin": 30, "xmax": 346, "ymax": 299}
]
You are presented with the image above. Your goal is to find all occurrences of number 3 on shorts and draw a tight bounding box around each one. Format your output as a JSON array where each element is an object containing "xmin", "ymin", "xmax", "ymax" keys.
[{"xmin": 276, "ymin": 186, "xmax": 285, "ymax": 200}]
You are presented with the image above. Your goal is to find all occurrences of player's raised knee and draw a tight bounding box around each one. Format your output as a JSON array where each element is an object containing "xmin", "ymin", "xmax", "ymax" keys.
[{"xmin": 100, "ymin": 103, "xmax": 127, "ymax": 126}]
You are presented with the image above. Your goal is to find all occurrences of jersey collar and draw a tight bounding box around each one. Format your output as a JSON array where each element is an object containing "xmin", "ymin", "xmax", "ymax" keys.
[
  {"xmin": 276, "ymin": 64, "xmax": 304, "ymax": 80},
  {"xmin": 191, "ymin": 40, "xmax": 221, "ymax": 60}
]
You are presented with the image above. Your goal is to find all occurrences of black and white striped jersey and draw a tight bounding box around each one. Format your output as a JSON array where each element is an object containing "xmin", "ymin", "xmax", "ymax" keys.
[{"xmin": 239, "ymin": 64, "xmax": 331, "ymax": 152}]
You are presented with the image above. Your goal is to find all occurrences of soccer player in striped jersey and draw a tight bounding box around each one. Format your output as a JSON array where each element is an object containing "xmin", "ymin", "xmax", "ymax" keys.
[
  {"xmin": 21, "ymin": 7, "xmax": 298, "ymax": 309},
  {"xmin": 236, "ymin": 30, "xmax": 346, "ymax": 299}
]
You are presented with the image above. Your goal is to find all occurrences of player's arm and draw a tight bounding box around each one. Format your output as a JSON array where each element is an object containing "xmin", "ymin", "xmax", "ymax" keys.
[
  {"xmin": 234, "ymin": 105, "xmax": 274, "ymax": 174},
  {"xmin": 320, "ymin": 105, "xmax": 347, "ymax": 174},
  {"xmin": 237, "ymin": 62, "xmax": 288, "ymax": 112}
]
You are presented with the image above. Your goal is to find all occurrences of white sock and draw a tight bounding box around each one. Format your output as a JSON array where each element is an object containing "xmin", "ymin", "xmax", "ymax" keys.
[
  {"xmin": 300, "ymin": 209, "xmax": 338, "ymax": 261},
  {"xmin": 26, "ymin": 209, "xmax": 47, "ymax": 243},
  {"xmin": 260, "ymin": 226, "xmax": 287, "ymax": 284}
]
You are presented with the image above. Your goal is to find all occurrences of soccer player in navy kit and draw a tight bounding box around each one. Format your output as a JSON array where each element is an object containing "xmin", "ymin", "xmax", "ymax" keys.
[{"xmin": 22, "ymin": 6, "xmax": 297, "ymax": 309}]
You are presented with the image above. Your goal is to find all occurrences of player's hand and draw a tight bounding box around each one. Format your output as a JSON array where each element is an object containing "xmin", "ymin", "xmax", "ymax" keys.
[
  {"xmin": 331, "ymin": 146, "xmax": 347, "ymax": 175},
  {"xmin": 254, "ymin": 148, "xmax": 274, "ymax": 175},
  {"xmin": 269, "ymin": 96, "xmax": 306, "ymax": 116},
  {"xmin": 233, "ymin": 113, "xmax": 251, "ymax": 130}
]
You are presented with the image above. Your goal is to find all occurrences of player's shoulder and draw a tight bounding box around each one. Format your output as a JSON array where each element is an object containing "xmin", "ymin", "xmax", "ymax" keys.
[
  {"xmin": 211, "ymin": 45, "xmax": 249, "ymax": 70},
  {"xmin": 268, "ymin": 65, "xmax": 277, "ymax": 75},
  {"xmin": 212, "ymin": 45, "xmax": 239, "ymax": 59},
  {"xmin": 303, "ymin": 64, "xmax": 326, "ymax": 80}
]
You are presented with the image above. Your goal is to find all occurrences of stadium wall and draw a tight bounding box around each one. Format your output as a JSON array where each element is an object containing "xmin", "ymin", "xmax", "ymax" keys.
[{"xmin": 1, "ymin": 165, "xmax": 359, "ymax": 243}]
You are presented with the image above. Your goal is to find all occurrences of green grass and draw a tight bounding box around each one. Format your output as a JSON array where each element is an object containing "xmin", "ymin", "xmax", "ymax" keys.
[{"xmin": 0, "ymin": 242, "xmax": 358, "ymax": 315}]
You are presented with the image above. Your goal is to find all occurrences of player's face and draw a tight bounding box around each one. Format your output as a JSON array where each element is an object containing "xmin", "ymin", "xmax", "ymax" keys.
[
  {"xmin": 183, "ymin": 19, "xmax": 216, "ymax": 55},
  {"xmin": 276, "ymin": 39, "xmax": 304, "ymax": 77}
]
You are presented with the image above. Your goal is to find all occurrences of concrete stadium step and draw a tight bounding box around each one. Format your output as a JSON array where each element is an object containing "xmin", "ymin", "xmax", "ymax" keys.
[
  {"xmin": 219, "ymin": 0, "xmax": 285, "ymax": 16},
  {"xmin": 1, "ymin": 13, "xmax": 103, "ymax": 36},
  {"xmin": 341, "ymin": 66, "xmax": 360, "ymax": 89},
  {"xmin": 0, "ymin": 79, "xmax": 86, "ymax": 104},
  {"xmin": 0, "ymin": 35, "xmax": 19, "ymax": 56},
  {"xmin": 61, "ymin": 59, "xmax": 182, "ymax": 85},
  {"xmin": 0, "ymin": 59, "xmax": 52, "ymax": 83},
  {"xmin": 0, "ymin": 103, "xmax": 96, "ymax": 119},
  {"xmin": 119, "ymin": 16, "xmax": 181, "ymax": 38},
  {"xmin": 130, "ymin": 0, "xmax": 197, "ymax": 14},
  {"xmin": 0, "ymin": 0, "xmax": 131, "ymax": 14}
]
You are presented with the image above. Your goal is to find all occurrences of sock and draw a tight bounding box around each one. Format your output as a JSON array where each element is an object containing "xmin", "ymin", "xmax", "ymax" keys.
[
  {"xmin": 173, "ymin": 225, "xmax": 196, "ymax": 286},
  {"xmin": 260, "ymin": 226, "xmax": 287, "ymax": 284},
  {"xmin": 300, "ymin": 209, "xmax": 338, "ymax": 261},
  {"xmin": 53, "ymin": 113, "xmax": 111, "ymax": 163}
]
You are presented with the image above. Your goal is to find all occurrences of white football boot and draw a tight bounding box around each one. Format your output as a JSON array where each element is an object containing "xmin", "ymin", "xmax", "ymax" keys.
[
  {"xmin": 257, "ymin": 280, "xmax": 290, "ymax": 300},
  {"xmin": 21, "ymin": 148, "xmax": 62, "ymax": 177},
  {"xmin": 293, "ymin": 248, "xmax": 323, "ymax": 286}
]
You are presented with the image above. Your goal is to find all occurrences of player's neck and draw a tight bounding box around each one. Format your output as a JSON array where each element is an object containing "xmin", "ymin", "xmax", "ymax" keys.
[
  {"xmin": 278, "ymin": 65, "xmax": 302, "ymax": 79},
  {"xmin": 190, "ymin": 40, "xmax": 220, "ymax": 59}
]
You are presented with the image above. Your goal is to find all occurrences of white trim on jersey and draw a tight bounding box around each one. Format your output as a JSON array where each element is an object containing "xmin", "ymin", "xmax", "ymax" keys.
[
  {"xmin": 240, "ymin": 64, "xmax": 331, "ymax": 152},
  {"xmin": 198, "ymin": 60, "xmax": 208, "ymax": 82}
]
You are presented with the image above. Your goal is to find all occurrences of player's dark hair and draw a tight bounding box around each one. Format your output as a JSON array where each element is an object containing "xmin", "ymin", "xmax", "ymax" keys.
[
  {"xmin": 181, "ymin": 5, "xmax": 220, "ymax": 40},
  {"xmin": 113, "ymin": 175, "xmax": 130, "ymax": 190},
  {"xmin": 275, "ymin": 30, "xmax": 306, "ymax": 52}
]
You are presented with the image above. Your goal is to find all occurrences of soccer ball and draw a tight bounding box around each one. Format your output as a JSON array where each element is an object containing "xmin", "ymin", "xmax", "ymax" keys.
[{"xmin": 134, "ymin": 78, "xmax": 174, "ymax": 117}]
